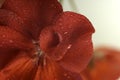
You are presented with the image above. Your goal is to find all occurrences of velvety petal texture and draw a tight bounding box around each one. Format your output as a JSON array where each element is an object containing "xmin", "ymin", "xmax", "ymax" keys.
[
  {"xmin": 1, "ymin": 0, "xmax": 63, "ymax": 39},
  {"xmin": 0, "ymin": 9, "xmax": 31, "ymax": 38},
  {"xmin": 0, "ymin": 27, "xmax": 34, "ymax": 51},
  {"xmin": 40, "ymin": 12, "xmax": 95, "ymax": 73},
  {"xmin": 34, "ymin": 57, "xmax": 82, "ymax": 80},
  {"xmin": 0, "ymin": 0, "xmax": 95, "ymax": 80},
  {"xmin": 0, "ymin": 73, "xmax": 6, "ymax": 80},
  {"xmin": 0, "ymin": 27, "xmax": 34, "ymax": 70},
  {"xmin": 0, "ymin": 52, "xmax": 37, "ymax": 80},
  {"xmin": 0, "ymin": 54, "xmax": 82, "ymax": 80}
]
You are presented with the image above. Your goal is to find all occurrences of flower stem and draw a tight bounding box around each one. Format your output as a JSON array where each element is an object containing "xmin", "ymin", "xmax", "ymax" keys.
[{"xmin": 69, "ymin": 0, "xmax": 79, "ymax": 12}]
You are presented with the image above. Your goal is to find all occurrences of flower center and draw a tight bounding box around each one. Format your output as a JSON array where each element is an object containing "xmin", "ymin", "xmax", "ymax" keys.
[
  {"xmin": 32, "ymin": 40, "xmax": 44, "ymax": 66},
  {"xmin": 33, "ymin": 41, "xmax": 42, "ymax": 56}
]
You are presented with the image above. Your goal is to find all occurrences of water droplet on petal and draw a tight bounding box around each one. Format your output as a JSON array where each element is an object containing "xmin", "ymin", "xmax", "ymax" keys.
[
  {"xmin": 64, "ymin": 73, "xmax": 71, "ymax": 79},
  {"xmin": 67, "ymin": 44, "xmax": 72, "ymax": 49},
  {"xmin": 9, "ymin": 40, "xmax": 13, "ymax": 43},
  {"xmin": 70, "ymin": 14, "xmax": 73, "ymax": 17},
  {"xmin": 64, "ymin": 32, "xmax": 68, "ymax": 35},
  {"xmin": 1, "ymin": 41, "xmax": 5, "ymax": 44},
  {"xmin": 59, "ymin": 23, "xmax": 62, "ymax": 26},
  {"xmin": 64, "ymin": 73, "xmax": 68, "ymax": 77},
  {"xmin": 59, "ymin": 19, "xmax": 62, "ymax": 21},
  {"xmin": 0, "ymin": 44, "xmax": 2, "ymax": 47},
  {"xmin": 51, "ymin": 4, "xmax": 54, "ymax": 7},
  {"xmin": 67, "ymin": 76, "xmax": 70, "ymax": 79},
  {"xmin": 2, "ymin": 35, "xmax": 6, "ymax": 38}
]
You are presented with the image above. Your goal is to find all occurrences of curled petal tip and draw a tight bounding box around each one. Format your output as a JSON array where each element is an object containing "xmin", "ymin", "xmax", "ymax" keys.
[{"xmin": 40, "ymin": 12, "xmax": 95, "ymax": 73}]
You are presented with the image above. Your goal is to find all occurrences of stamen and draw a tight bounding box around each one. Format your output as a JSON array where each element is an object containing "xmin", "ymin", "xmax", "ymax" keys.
[
  {"xmin": 32, "ymin": 40, "xmax": 44, "ymax": 65},
  {"xmin": 32, "ymin": 40, "xmax": 43, "ymax": 56}
]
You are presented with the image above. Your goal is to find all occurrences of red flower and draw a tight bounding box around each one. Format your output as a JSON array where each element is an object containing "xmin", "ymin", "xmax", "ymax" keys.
[
  {"xmin": 81, "ymin": 46, "xmax": 120, "ymax": 80},
  {"xmin": 0, "ymin": 0, "xmax": 95, "ymax": 80}
]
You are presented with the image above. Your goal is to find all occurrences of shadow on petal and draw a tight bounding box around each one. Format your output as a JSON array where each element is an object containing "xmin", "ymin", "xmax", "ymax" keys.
[
  {"xmin": 40, "ymin": 12, "xmax": 95, "ymax": 73},
  {"xmin": 0, "ymin": 52, "xmax": 37, "ymax": 80},
  {"xmin": 1, "ymin": 0, "xmax": 63, "ymax": 39},
  {"xmin": 34, "ymin": 57, "xmax": 82, "ymax": 80}
]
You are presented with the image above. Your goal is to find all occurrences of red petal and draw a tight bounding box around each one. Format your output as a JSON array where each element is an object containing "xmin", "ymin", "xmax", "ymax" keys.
[
  {"xmin": 0, "ymin": 9, "xmax": 31, "ymax": 38},
  {"xmin": 2, "ymin": 0, "xmax": 63, "ymax": 39},
  {"xmin": 34, "ymin": 57, "xmax": 82, "ymax": 80},
  {"xmin": 40, "ymin": 12, "xmax": 95, "ymax": 73},
  {"xmin": 0, "ymin": 27, "xmax": 34, "ymax": 69},
  {"xmin": 0, "ymin": 52, "xmax": 37, "ymax": 80},
  {"xmin": 0, "ymin": 54, "xmax": 82, "ymax": 80},
  {"xmin": 0, "ymin": 51, "xmax": 18, "ymax": 70},
  {"xmin": 0, "ymin": 72, "xmax": 6, "ymax": 80},
  {"xmin": 0, "ymin": 27, "xmax": 34, "ymax": 51}
]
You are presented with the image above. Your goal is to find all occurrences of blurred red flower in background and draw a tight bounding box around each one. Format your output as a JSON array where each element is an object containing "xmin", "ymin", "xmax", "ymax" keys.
[
  {"xmin": 81, "ymin": 46, "xmax": 120, "ymax": 80},
  {"xmin": 0, "ymin": 0, "xmax": 94, "ymax": 80}
]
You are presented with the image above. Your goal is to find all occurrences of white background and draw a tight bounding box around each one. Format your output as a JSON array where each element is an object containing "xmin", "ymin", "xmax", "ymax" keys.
[{"xmin": 61, "ymin": 0, "xmax": 120, "ymax": 49}]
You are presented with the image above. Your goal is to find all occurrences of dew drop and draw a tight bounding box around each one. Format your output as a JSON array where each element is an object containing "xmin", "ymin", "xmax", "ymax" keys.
[
  {"xmin": 9, "ymin": 40, "xmax": 13, "ymax": 43},
  {"xmin": 1, "ymin": 41, "xmax": 5, "ymax": 44},
  {"xmin": 0, "ymin": 44, "xmax": 3, "ymax": 47},
  {"xmin": 64, "ymin": 73, "xmax": 68, "ymax": 77},
  {"xmin": 64, "ymin": 73, "xmax": 71, "ymax": 79},
  {"xmin": 43, "ymin": 57, "xmax": 47, "ymax": 66},
  {"xmin": 67, "ymin": 44, "xmax": 72, "ymax": 49},
  {"xmin": 67, "ymin": 76, "xmax": 70, "ymax": 79},
  {"xmin": 70, "ymin": 14, "xmax": 73, "ymax": 17},
  {"xmin": 2, "ymin": 35, "xmax": 6, "ymax": 38},
  {"xmin": 51, "ymin": 4, "xmax": 54, "ymax": 7},
  {"xmin": 73, "ymin": 20, "xmax": 77, "ymax": 23},
  {"xmin": 64, "ymin": 32, "xmax": 68, "ymax": 35},
  {"xmin": 59, "ymin": 19, "xmax": 62, "ymax": 21},
  {"xmin": 59, "ymin": 23, "xmax": 62, "ymax": 26}
]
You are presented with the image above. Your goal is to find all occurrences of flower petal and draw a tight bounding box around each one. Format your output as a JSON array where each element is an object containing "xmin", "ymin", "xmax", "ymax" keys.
[
  {"xmin": 0, "ymin": 52, "xmax": 37, "ymax": 80},
  {"xmin": 0, "ymin": 27, "xmax": 34, "ymax": 69},
  {"xmin": 0, "ymin": 51, "xmax": 18, "ymax": 70},
  {"xmin": 2, "ymin": 0, "xmax": 63, "ymax": 39},
  {"xmin": 0, "ymin": 27, "xmax": 34, "ymax": 51},
  {"xmin": 34, "ymin": 57, "xmax": 82, "ymax": 80},
  {"xmin": 0, "ymin": 72, "xmax": 6, "ymax": 80},
  {"xmin": 0, "ymin": 9, "xmax": 31, "ymax": 38},
  {"xmin": 40, "ymin": 12, "xmax": 95, "ymax": 73}
]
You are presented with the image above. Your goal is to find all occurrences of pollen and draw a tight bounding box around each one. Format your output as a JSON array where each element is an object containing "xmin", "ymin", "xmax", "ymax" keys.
[{"xmin": 32, "ymin": 40, "xmax": 45, "ymax": 66}]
